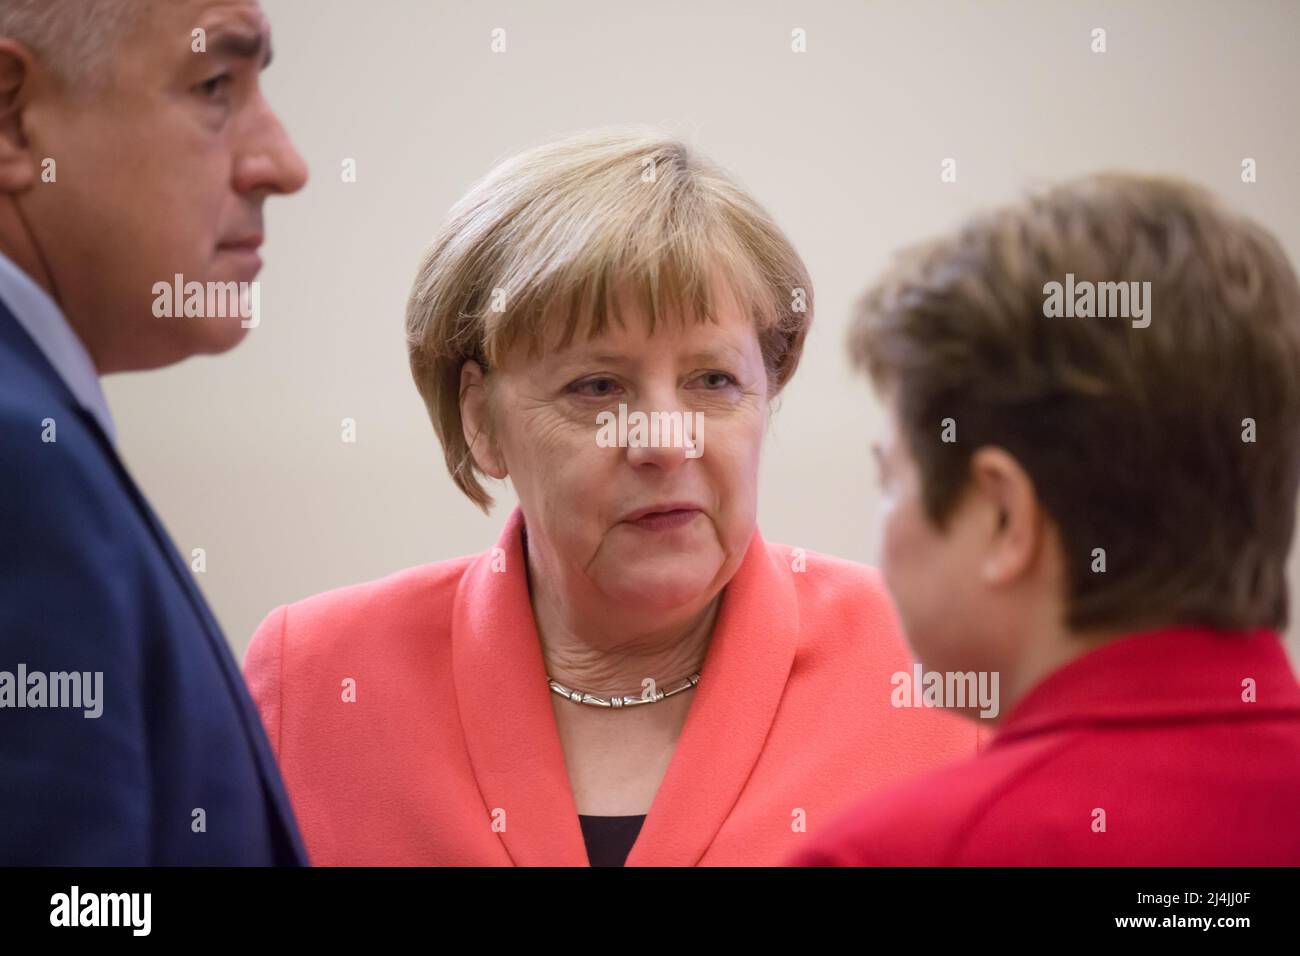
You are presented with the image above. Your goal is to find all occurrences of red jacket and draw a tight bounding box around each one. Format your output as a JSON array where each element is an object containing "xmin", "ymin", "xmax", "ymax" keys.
[
  {"xmin": 786, "ymin": 625, "xmax": 1300, "ymax": 866},
  {"xmin": 243, "ymin": 506, "xmax": 984, "ymax": 865}
]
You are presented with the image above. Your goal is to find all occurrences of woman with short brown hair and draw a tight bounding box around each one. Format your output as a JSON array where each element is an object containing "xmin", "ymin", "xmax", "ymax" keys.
[{"xmin": 243, "ymin": 126, "xmax": 979, "ymax": 866}]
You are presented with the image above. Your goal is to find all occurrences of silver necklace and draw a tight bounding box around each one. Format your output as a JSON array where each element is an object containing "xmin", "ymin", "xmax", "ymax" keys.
[{"xmin": 547, "ymin": 672, "xmax": 701, "ymax": 708}]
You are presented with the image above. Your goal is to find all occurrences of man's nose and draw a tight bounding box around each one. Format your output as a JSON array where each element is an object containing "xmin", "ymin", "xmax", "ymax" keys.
[{"xmin": 233, "ymin": 95, "xmax": 309, "ymax": 196}]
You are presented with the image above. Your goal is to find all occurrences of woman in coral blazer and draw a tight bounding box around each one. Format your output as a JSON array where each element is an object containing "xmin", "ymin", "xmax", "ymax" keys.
[
  {"xmin": 246, "ymin": 507, "xmax": 980, "ymax": 866},
  {"xmin": 244, "ymin": 127, "xmax": 981, "ymax": 866}
]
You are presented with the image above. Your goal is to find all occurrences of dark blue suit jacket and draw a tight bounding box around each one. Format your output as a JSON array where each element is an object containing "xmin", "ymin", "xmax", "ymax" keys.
[{"xmin": 0, "ymin": 297, "xmax": 307, "ymax": 864}]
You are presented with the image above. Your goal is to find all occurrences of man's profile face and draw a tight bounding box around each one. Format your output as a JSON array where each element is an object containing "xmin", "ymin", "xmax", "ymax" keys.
[{"xmin": 19, "ymin": 0, "xmax": 307, "ymax": 371}]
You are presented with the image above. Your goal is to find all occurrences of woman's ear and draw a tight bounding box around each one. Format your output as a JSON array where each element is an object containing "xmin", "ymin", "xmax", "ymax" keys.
[
  {"xmin": 459, "ymin": 360, "xmax": 508, "ymax": 479},
  {"xmin": 968, "ymin": 446, "xmax": 1044, "ymax": 587}
]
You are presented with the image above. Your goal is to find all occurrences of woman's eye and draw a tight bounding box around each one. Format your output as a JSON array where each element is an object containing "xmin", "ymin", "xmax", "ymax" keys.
[
  {"xmin": 695, "ymin": 371, "xmax": 738, "ymax": 389},
  {"xmin": 571, "ymin": 377, "xmax": 621, "ymax": 398}
]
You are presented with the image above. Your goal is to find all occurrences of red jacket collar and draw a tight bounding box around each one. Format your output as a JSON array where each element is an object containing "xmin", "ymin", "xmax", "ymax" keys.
[
  {"xmin": 993, "ymin": 624, "xmax": 1300, "ymax": 745},
  {"xmin": 450, "ymin": 505, "xmax": 800, "ymax": 866}
]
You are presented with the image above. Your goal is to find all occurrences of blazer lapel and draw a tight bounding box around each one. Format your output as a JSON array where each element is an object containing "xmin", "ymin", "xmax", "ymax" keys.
[
  {"xmin": 75, "ymin": 403, "xmax": 309, "ymax": 864},
  {"xmin": 452, "ymin": 507, "xmax": 800, "ymax": 867},
  {"xmin": 451, "ymin": 507, "xmax": 589, "ymax": 866},
  {"xmin": 109, "ymin": 443, "xmax": 309, "ymax": 863},
  {"xmin": 627, "ymin": 524, "xmax": 798, "ymax": 865}
]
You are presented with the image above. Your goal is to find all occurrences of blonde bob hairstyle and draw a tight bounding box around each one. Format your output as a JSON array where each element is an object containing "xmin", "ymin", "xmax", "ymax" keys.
[{"xmin": 405, "ymin": 126, "xmax": 814, "ymax": 512}]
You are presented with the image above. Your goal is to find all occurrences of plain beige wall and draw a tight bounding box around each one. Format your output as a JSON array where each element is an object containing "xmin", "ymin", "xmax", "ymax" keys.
[{"xmin": 102, "ymin": 0, "xmax": 1300, "ymax": 668}]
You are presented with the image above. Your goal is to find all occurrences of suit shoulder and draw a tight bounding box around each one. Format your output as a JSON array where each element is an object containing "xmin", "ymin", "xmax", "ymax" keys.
[
  {"xmin": 258, "ymin": 554, "xmax": 478, "ymax": 657},
  {"xmin": 763, "ymin": 539, "xmax": 899, "ymax": 647},
  {"xmin": 799, "ymin": 734, "xmax": 1075, "ymax": 865},
  {"xmin": 0, "ymin": 396, "xmax": 105, "ymax": 493},
  {"xmin": 796, "ymin": 755, "xmax": 996, "ymax": 865},
  {"xmin": 764, "ymin": 540, "xmax": 889, "ymax": 604},
  {"xmin": 0, "ymin": 392, "xmax": 143, "ymax": 570}
]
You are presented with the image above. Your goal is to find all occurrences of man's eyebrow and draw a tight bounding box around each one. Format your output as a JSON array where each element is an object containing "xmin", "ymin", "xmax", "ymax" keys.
[{"xmin": 207, "ymin": 28, "xmax": 274, "ymax": 68}]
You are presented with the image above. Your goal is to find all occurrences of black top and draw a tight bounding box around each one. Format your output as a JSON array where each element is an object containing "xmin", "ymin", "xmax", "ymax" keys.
[{"xmin": 578, "ymin": 814, "xmax": 646, "ymax": 867}]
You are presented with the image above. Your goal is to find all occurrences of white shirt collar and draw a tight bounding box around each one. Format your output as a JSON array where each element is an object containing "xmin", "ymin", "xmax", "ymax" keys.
[{"xmin": 0, "ymin": 250, "xmax": 117, "ymax": 445}]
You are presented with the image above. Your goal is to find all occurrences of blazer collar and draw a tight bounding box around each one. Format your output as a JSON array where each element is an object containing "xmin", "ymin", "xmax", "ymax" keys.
[
  {"xmin": 994, "ymin": 624, "xmax": 1300, "ymax": 745},
  {"xmin": 0, "ymin": 255, "xmax": 117, "ymax": 445},
  {"xmin": 451, "ymin": 505, "xmax": 799, "ymax": 866}
]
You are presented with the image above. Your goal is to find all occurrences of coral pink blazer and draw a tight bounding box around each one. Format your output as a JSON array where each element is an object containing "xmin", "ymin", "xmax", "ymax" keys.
[{"xmin": 244, "ymin": 506, "xmax": 984, "ymax": 865}]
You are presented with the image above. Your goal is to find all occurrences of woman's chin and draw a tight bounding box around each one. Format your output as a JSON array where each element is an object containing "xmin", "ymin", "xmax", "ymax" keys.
[{"xmin": 597, "ymin": 563, "xmax": 720, "ymax": 615}]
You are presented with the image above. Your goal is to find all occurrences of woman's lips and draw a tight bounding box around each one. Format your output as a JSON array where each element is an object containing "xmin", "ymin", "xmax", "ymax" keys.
[{"xmin": 625, "ymin": 508, "xmax": 701, "ymax": 531}]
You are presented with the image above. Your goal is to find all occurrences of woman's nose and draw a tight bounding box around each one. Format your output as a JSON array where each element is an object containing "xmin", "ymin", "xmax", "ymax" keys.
[{"xmin": 620, "ymin": 400, "xmax": 702, "ymax": 470}]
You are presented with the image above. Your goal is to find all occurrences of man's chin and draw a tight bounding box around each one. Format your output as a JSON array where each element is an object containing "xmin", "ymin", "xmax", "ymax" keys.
[
  {"xmin": 152, "ymin": 316, "xmax": 253, "ymax": 367},
  {"xmin": 192, "ymin": 317, "xmax": 254, "ymax": 356}
]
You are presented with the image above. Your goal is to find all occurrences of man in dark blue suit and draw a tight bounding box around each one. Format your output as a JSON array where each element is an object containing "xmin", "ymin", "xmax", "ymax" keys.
[{"xmin": 0, "ymin": 0, "xmax": 309, "ymax": 863}]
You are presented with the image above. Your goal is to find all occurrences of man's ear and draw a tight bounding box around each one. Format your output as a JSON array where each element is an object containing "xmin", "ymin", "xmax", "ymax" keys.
[
  {"xmin": 968, "ymin": 446, "xmax": 1045, "ymax": 587},
  {"xmin": 0, "ymin": 40, "xmax": 38, "ymax": 193},
  {"xmin": 459, "ymin": 360, "xmax": 508, "ymax": 480}
]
